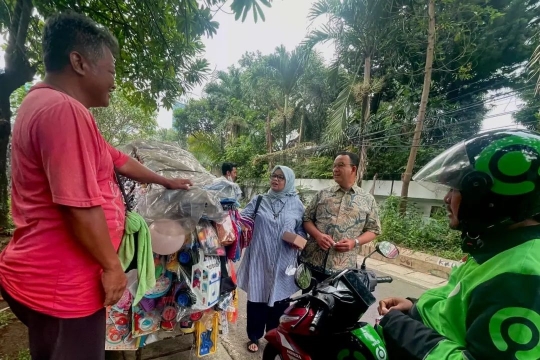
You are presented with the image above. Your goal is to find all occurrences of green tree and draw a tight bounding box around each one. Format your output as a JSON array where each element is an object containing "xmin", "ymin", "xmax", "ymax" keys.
[
  {"xmin": 0, "ymin": 0, "xmax": 273, "ymax": 228},
  {"xmin": 91, "ymin": 93, "xmax": 158, "ymax": 146},
  {"xmin": 259, "ymin": 45, "xmax": 310, "ymax": 149}
]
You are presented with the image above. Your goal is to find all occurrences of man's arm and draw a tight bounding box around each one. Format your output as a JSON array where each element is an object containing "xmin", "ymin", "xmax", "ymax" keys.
[
  {"xmin": 303, "ymin": 191, "xmax": 334, "ymax": 250},
  {"xmin": 62, "ymin": 206, "xmax": 126, "ymax": 306},
  {"xmin": 116, "ymin": 157, "xmax": 192, "ymax": 190},
  {"xmin": 380, "ymin": 272, "xmax": 540, "ymax": 360},
  {"xmin": 335, "ymin": 195, "xmax": 380, "ymax": 252}
]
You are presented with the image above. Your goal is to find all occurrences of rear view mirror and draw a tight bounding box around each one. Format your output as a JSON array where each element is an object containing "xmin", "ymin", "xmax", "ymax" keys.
[
  {"xmin": 295, "ymin": 263, "xmax": 312, "ymax": 290},
  {"xmin": 376, "ymin": 241, "xmax": 399, "ymax": 259}
]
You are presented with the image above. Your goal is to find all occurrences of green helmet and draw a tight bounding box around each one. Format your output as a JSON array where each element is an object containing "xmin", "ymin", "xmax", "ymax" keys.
[{"xmin": 413, "ymin": 129, "xmax": 540, "ymax": 233}]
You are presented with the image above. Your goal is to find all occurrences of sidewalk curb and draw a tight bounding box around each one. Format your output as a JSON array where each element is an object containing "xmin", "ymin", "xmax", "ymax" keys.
[
  {"xmin": 359, "ymin": 255, "xmax": 447, "ymax": 290},
  {"xmin": 360, "ymin": 243, "xmax": 461, "ymax": 280}
]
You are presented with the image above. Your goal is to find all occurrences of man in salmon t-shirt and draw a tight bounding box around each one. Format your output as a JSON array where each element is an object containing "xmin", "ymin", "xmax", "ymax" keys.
[{"xmin": 0, "ymin": 12, "xmax": 193, "ymax": 360}]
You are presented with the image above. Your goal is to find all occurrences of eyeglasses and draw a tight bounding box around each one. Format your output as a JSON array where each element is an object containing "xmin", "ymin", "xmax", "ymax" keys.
[
  {"xmin": 270, "ymin": 174, "xmax": 286, "ymax": 181},
  {"xmin": 333, "ymin": 163, "xmax": 354, "ymax": 169}
]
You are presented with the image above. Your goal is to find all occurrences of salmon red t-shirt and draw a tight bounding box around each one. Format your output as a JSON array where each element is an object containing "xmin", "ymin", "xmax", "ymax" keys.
[{"xmin": 0, "ymin": 84, "xmax": 128, "ymax": 318}]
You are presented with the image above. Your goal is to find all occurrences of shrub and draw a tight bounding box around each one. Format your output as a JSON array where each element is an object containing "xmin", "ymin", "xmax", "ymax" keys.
[{"xmin": 378, "ymin": 196, "xmax": 462, "ymax": 260}]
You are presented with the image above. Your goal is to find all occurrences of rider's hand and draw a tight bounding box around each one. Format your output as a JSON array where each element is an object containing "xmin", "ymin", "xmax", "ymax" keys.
[
  {"xmin": 315, "ymin": 233, "xmax": 334, "ymax": 250},
  {"xmin": 164, "ymin": 178, "xmax": 193, "ymax": 190},
  {"xmin": 102, "ymin": 266, "xmax": 128, "ymax": 306},
  {"xmin": 334, "ymin": 239, "xmax": 355, "ymax": 252},
  {"xmin": 378, "ymin": 297, "xmax": 414, "ymax": 315}
]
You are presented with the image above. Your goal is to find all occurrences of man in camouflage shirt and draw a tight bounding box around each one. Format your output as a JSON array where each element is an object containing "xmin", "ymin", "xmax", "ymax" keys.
[{"xmin": 300, "ymin": 151, "xmax": 381, "ymax": 281}]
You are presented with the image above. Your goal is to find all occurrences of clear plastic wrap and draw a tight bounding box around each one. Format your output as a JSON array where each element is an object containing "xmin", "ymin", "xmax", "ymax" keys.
[
  {"xmin": 120, "ymin": 140, "xmax": 216, "ymax": 187},
  {"xmin": 137, "ymin": 187, "xmax": 225, "ymax": 224},
  {"xmin": 119, "ymin": 140, "xmax": 226, "ymax": 224},
  {"xmin": 204, "ymin": 177, "xmax": 242, "ymax": 201}
]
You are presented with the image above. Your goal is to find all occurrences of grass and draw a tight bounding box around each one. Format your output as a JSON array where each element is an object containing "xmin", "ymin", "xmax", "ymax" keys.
[
  {"xmin": 0, "ymin": 309, "xmax": 16, "ymax": 329},
  {"xmin": 1, "ymin": 349, "xmax": 31, "ymax": 360}
]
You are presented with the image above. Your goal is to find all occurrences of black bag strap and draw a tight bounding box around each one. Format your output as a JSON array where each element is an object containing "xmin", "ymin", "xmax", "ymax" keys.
[
  {"xmin": 253, "ymin": 195, "xmax": 263, "ymax": 219},
  {"xmin": 114, "ymin": 170, "xmax": 133, "ymax": 213}
]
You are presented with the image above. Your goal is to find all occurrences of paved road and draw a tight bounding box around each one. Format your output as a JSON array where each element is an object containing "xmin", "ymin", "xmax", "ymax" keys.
[{"xmin": 222, "ymin": 270, "xmax": 426, "ymax": 360}]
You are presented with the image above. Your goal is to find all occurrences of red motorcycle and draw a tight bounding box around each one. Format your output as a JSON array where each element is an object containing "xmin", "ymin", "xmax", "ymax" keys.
[{"xmin": 263, "ymin": 241, "xmax": 399, "ymax": 360}]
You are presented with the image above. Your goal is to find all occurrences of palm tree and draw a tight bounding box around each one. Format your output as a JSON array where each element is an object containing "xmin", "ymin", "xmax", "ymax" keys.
[
  {"xmin": 305, "ymin": 0, "xmax": 397, "ymax": 183},
  {"xmin": 265, "ymin": 45, "xmax": 310, "ymax": 150}
]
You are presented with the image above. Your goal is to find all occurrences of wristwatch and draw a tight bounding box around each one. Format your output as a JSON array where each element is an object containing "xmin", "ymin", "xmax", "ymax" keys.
[{"xmin": 354, "ymin": 238, "xmax": 360, "ymax": 248}]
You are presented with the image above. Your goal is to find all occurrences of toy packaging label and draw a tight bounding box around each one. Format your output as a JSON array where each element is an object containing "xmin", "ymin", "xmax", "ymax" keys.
[
  {"xmin": 105, "ymin": 306, "xmax": 140, "ymax": 350},
  {"xmin": 197, "ymin": 220, "xmax": 225, "ymax": 256},
  {"xmin": 191, "ymin": 251, "xmax": 221, "ymax": 309},
  {"xmin": 132, "ymin": 306, "xmax": 161, "ymax": 337}
]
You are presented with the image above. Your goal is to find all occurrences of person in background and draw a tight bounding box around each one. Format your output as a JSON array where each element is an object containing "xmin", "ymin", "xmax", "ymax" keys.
[
  {"xmin": 221, "ymin": 162, "xmax": 242, "ymax": 200},
  {"xmin": 300, "ymin": 151, "xmax": 381, "ymax": 282},
  {"xmin": 0, "ymin": 12, "xmax": 192, "ymax": 360},
  {"xmin": 222, "ymin": 162, "xmax": 238, "ymax": 182},
  {"xmin": 237, "ymin": 166, "xmax": 306, "ymax": 353}
]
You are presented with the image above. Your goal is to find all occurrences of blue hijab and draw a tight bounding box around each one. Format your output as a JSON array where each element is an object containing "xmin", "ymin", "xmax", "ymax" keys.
[{"xmin": 267, "ymin": 165, "xmax": 297, "ymax": 201}]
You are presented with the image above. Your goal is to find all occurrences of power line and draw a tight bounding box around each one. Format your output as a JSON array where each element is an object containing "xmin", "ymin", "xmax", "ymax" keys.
[
  {"xmin": 347, "ymin": 86, "xmax": 533, "ymax": 142},
  {"xmin": 365, "ymin": 120, "xmax": 538, "ymax": 149},
  {"xmin": 353, "ymin": 109, "xmax": 520, "ymax": 145}
]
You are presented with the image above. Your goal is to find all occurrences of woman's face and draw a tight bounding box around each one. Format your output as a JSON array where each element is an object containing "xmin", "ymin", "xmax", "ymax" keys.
[{"xmin": 270, "ymin": 168, "xmax": 286, "ymax": 192}]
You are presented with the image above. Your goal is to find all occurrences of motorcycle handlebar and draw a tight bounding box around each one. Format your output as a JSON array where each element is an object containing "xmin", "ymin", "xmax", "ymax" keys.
[
  {"xmin": 309, "ymin": 308, "xmax": 324, "ymax": 332},
  {"xmin": 376, "ymin": 276, "xmax": 393, "ymax": 284}
]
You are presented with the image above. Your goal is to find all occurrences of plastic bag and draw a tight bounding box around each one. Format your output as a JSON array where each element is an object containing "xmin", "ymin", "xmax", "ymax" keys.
[
  {"xmin": 138, "ymin": 187, "xmax": 225, "ymax": 224},
  {"xmin": 120, "ymin": 140, "xmax": 215, "ymax": 187},
  {"xmin": 285, "ymin": 252, "xmax": 299, "ymax": 276},
  {"xmin": 196, "ymin": 220, "xmax": 225, "ymax": 256},
  {"xmin": 214, "ymin": 214, "xmax": 236, "ymax": 246},
  {"xmin": 204, "ymin": 177, "xmax": 242, "ymax": 201}
]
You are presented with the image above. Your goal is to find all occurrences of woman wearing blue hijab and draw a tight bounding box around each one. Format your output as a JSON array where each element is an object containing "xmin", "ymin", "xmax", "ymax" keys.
[{"xmin": 237, "ymin": 165, "xmax": 306, "ymax": 352}]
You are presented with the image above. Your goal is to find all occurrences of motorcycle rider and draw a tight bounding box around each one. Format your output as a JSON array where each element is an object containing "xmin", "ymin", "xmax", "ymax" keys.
[{"xmin": 378, "ymin": 129, "xmax": 540, "ymax": 360}]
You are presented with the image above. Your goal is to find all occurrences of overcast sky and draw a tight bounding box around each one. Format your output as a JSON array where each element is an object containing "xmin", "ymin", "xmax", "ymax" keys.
[{"xmin": 0, "ymin": 0, "xmax": 521, "ymax": 130}]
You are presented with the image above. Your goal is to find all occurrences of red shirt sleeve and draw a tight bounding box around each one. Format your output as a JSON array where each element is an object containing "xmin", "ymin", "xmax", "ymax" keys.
[
  {"xmin": 33, "ymin": 100, "xmax": 106, "ymax": 208},
  {"xmin": 106, "ymin": 142, "xmax": 129, "ymax": 169}
]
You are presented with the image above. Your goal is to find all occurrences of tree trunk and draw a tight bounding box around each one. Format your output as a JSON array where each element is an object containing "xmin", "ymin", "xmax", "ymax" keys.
[
  {"xmin": 357, "ymin": 54, "xmax": 371, "ymax": 186},
  {"xmin": 282, "ymin": 96, "xmax": 288, "ymax": 150},
  {"xmin": 0, "ymin": 91, "xmax": 12, "ymax": 231},
  {"xmin": 0, "ymin": 0, "xmax": 35, "ymax": 230},
  {"xmin": 298, "ymin": 108, "xmax": 305, "ymax": 144},
  {"xmin": 266, "ymin": 113, "xmax": 272, "ymax": 153},
  {"xmin": 400, "ymin": 0, "xmax": 436, "ymax": 212}
]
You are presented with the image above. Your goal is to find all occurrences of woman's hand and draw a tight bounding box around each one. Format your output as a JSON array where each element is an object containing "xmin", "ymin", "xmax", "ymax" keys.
[{"xmin": 378, "ymin": 297, "xmax": 414, "ymax": 315}]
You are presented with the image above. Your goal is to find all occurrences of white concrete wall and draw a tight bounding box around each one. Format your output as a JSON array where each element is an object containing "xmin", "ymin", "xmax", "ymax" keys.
[{"xmin": 242, "ymin": 179, "xmax": 446, "ymax": 217}]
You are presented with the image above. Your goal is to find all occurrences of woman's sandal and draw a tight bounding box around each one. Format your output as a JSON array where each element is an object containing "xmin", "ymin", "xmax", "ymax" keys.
[{"xmin": 247, "ymin": 340, "xmax": 259, "ymax": 353}]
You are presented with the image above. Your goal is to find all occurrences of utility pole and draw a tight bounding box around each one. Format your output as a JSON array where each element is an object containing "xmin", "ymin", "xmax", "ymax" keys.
[{"xmin": 400, "ymin": 0, "xmax": 436, "ymax": 212}]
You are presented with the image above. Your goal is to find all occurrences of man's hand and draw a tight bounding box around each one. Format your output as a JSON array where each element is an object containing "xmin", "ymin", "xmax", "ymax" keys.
[
  {"xmin": 102, "ymin": 266, "xmax": 128, "ymax": 306},
  {"xmin": 164, "ymin": 178, "xmax": 193, "ymax": 190},
  {"xmin": 315, "ymin": 233, "xmax": 334, "ymax": 250},
  {"xmin": 334, "ymin": 239, "xmax": 355, "ymax": 252},
  {"xmin": 378, "ymin": 297, "xmax": 414, "ymax": 315}
]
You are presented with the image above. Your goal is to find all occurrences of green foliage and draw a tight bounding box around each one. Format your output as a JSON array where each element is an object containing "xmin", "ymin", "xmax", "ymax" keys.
[
  {"xmin": 9, "ymin": 83, "xmax": 32, "ymax": 120},
  {"xmin": 224, "ymin": 135, "xmax": 267, "ymax": 180},
  {"xmin": 295, "ymin": 156, "xmax": 334, "ymax": 179},
  {"xmin": 3, "ymin": 349, "xmax": 31, "ymax": 360},
  {"xmin": 91, "ymin": 92, "xmax": 158, "ymax": 146},
  {"xmin": 378, "ymin": 197, "xmax": 462, "ymax": 260},
  {"xmin": 0, "ymin": 310, "xmax": 16, "ymax": 329}
]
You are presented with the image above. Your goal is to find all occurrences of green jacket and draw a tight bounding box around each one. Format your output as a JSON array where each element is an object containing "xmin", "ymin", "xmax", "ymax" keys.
[{"xmin": 380, "ymin": 225, "xmax": 540, "ymax": 360}]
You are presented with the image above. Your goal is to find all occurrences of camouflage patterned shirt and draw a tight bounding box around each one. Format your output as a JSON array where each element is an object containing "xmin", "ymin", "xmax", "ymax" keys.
[{"xmin": 300, "ymin": 184, "xmax": 381, "ymax": 274}]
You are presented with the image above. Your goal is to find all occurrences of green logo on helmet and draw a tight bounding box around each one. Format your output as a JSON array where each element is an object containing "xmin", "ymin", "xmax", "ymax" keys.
[{"xmin": 474, "ymin": 135, "xmax": 540, "ymax": 196}]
